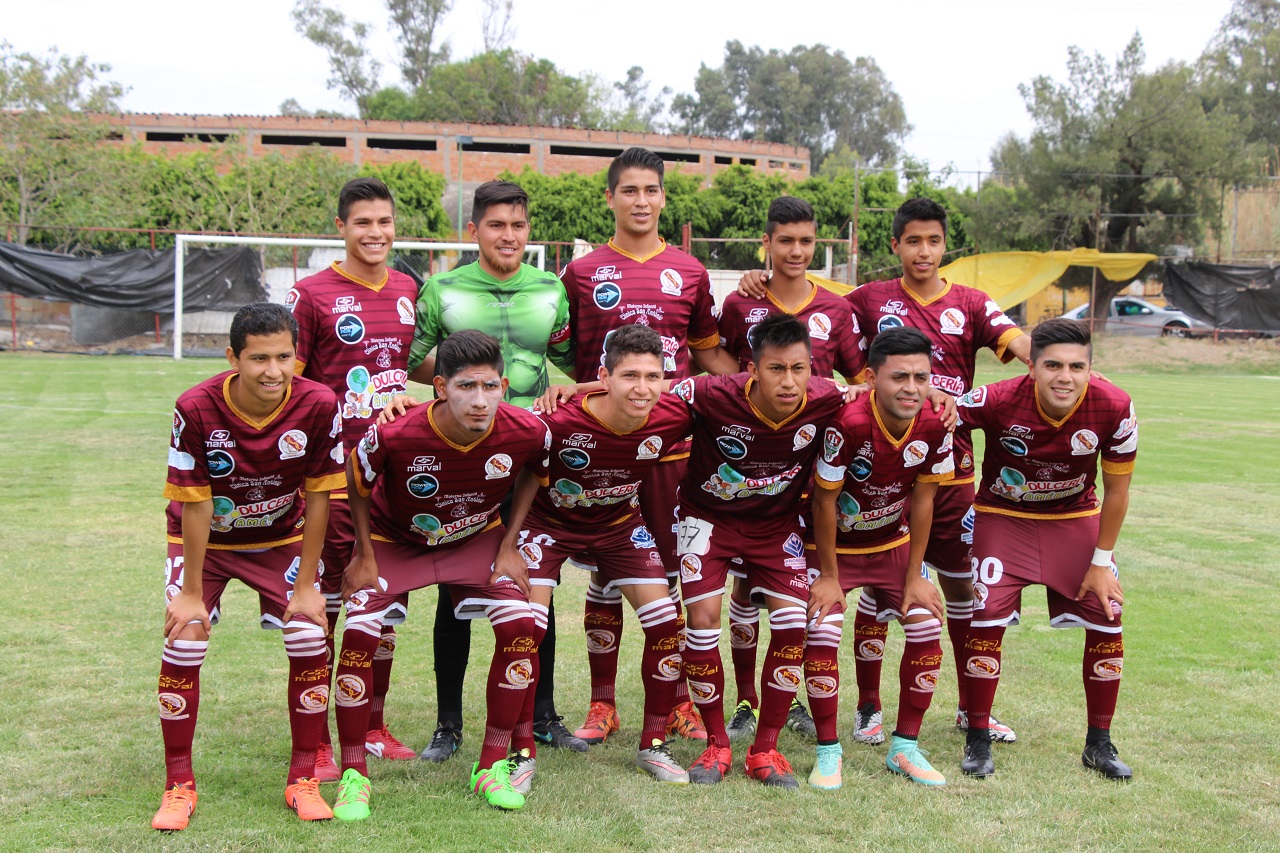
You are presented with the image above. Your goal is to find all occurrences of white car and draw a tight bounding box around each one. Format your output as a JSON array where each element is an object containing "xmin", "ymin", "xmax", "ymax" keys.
[{"xmin": 1063, "ymin": 297, "xmax": 1212, "ymax": 337}]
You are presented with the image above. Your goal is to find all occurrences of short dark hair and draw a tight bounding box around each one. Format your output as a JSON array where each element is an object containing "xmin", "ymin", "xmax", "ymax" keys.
[
  {"xmin": 765, "ymin": 196, "xmax": 816, "ymax": 235},
  {"xmin": 230, "ymin": 302, "xmax": 296, "ymax": 356},
  {"xmin": 749, "ymin": 312, "xmax": 810, "ymax": 364},
  {"xmin": 471, "ymin": 180, "xmax": 529, "ymax": 227},
  {"xmin": 1030, "ymin": 317, "xmax": 1092, "ymax": 363},
  {"xmin": 603, "ymin": 323, "xmax": 664, "ymax": 372},
  {"xmin": 607, "ymin": 147, "xmax": 665, "ymax": 193},
  {"xmin": 892, "ymin": 197, "xmax": 947, "ymax": 240},
  {"xmin": 867, "ymin": 326, "xmax": 933, "ymax": 369},
  {"xmin": 435, "ymin": 329, "xmax": 505, "ymax": 380},
  {"xmin": 338, "ymin": 177, "xmax": 395, "ymax": 223}
]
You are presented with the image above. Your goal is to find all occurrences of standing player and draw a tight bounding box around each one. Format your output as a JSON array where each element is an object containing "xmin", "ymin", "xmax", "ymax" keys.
[
  {"xmin": 404, "ymin": 179, "xmax": 583, "ymax": 761},
  {"xmin": 496, "ymin": 324, "xmax": 696, "ymax": 784},
  {"xmin": 152, "ymin": 303, "xmax": 345, "ymax": 830},
  {"xmin": 556, "ymin": 146, "xmax": 738, "ymax": 745},
  {"xmin": 330, "ymin": 331, "xmax": 550, "ymax": 817},
  {"xmin": 287, "ymin": 177, "xmax": 420, "ymax": 771},
  {"xmin": 804, "ymin": 327, "xmax": 954, "ymax": 790},
  {"xmin": 956, "ymin": 318, "xmax": 1136, "ymax": 780},
  {"xmin": 717, "ymin": 196, "xmax": 866, "ymax": 743},
  {"xmin": 673, "ymin": 313, "xmax": 845, "ymax": 788},
  {"xmin": 740, "ymin": 196, "xmax": 1029, "ymax": 745}
]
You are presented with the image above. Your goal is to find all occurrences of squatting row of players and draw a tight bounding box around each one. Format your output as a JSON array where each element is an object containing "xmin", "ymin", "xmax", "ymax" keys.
[{"xmin": 153, "ymin": 147, "xmax": 1139, "ymax": 829}]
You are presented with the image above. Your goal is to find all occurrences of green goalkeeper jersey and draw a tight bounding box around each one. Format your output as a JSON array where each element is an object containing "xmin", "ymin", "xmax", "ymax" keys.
[{"xmin": 407, "ymin": 261, "xmax": 575, "ymax": 408}]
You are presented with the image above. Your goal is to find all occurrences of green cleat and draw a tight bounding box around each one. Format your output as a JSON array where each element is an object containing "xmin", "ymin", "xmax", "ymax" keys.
[
  {"xmin": 886, "ymin": 735, "xmax": 946, "ymax": 786},
  {"xmin": 808, "ymin": 742, "xmax": 843, "ymax": 790},
  {"xmin": 470, "ymin": 759, "xmax": 526, "ymax": 810},
  {"xmin": 332, "ymin": 768, "xmax": 372, "ymax": 821}
]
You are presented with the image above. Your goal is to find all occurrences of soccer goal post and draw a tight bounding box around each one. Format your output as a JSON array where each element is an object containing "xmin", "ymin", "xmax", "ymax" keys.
[{"xmin": 171, "ymin": 235, "xmax": 546, "ymax": 359}]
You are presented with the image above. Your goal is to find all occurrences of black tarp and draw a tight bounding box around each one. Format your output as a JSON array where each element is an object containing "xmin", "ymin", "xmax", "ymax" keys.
[
  {"xmin": 1163, "ymin": 260, "xmax": 1280, "ymax": 334},
  {"xmin": 0, "ymin": 241, "xmax": 264, "ymax": 312}
]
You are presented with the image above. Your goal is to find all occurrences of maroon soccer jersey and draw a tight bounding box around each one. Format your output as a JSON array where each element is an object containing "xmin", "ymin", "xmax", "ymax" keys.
[
  {"xmin": 848, "ymin": 278, "xmax": 1025, "ymax": 481},
  {"xmin": 287, "ymin": 262, "xmax": 420, "ymax": 450},
  {"xmin": 671, "ymin": 372, "xmax": 844, "ymax": 521},
  {"xmin": 957, "ymin": 374, "xmax": 1137, "ymax": 519},
  {"xmin": 351, "ymin": 400, "xmax": 550, "ymax": 547},
  {"xmin": 165, "ymin": 372, "xmax": 345, "ymax": 549},
  {"xmin": 560, "ymin": 240, "xmax": 720, "ymax": 380},
  {"xmin": 813, "ymin": 392, "xmax": 955, "ymax": 552},
  {"xmin": 531, "ymin": 391, "xmax": 694, "ymax": 528},
  {"xmin": 718, "ymin": 284, "xmax": 866, "ymax": 380}
]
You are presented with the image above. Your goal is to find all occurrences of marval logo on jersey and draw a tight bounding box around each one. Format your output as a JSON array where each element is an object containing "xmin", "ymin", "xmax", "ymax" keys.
[
  {"xmin": 206, "ymin": 429, "xmax": 235, "ymax": 449},
  {"xmin": 659, "ymin": 268, "xmax": 683, "ymax": 296},
  {"xmin": 939, "ymin": 307, "xmax": 966, "ymax": 335},
  {"xmin": 808, "ymin": 313, "xmax": 832, "ymax": 341},
  {"xmin": 590, "ymin": 265, "xmax": 622, "ymax": 283},
  {"xmin": 332, "ymin": 295, "xmax": 362, "ymax": 314},
  {"xmin": 747, "ymin": 307, "xmax": 769, "ymax": 324}
]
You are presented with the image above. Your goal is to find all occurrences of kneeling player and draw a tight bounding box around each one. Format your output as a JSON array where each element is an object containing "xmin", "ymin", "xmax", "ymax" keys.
[
  {"xmin": 153, "ymin": 303, "xmax": 345, "ymax": 830},
  {"xmin": 331, "ymin": 331, "xmax": 549, "ymax": 816},
  {"xmin": 805, "ymin": 327, "xmax": 955, "ymax": 789},
  {"xmin": 956, "ymin": 318, "xmax": 1137, "ymax": 780},
  {"xmin": 497, "ymin": 324, "xmax": 696, "ymax": 783}
]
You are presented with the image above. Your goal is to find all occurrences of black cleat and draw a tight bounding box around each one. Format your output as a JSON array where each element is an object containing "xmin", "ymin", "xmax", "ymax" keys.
[
  {"xmin": 1082, "ymin": 738, "xmax": 1133, "ymax": 780},
  {"xmin": 961, "ymin": 728, "xmax": 995, "ymax": 778},
  {"xmin": 785, "ymin": 698, "xmax": 817, "ymax": 738},
  {"xmin": 533, "ymin": 715, "xmax": 589, "ymax": 752},
  {"xmin": 419, "ymin": 721, "xmax": 462, "ymax": 763}
]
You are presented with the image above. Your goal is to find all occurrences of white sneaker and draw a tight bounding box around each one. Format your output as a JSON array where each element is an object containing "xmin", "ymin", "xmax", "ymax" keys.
[{"xmin": 636, "ymin": 739, "xmax": 690, "ymax": 784}]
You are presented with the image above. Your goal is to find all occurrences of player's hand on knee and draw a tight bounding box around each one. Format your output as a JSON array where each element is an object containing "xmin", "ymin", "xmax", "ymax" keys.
[
  {"xmin": 284, "ymin": 583, "xmax": 326, "ymax": 627},
  {"xmin": 1076, "ymin": 563, "xmax": 1124, "ymax": 622},
  {"xmin": 926, "ymin": 388, "xmax": 958, "ymax": 430},
  {"xmin": 342, "ymin": 555, "xmax": 379, "ymax": 603},
  {"xmin": 492, "ymin": 545, "xmax": 532, "ymax": 596},
  {"xmin": 737, "ymin": 269, "xmax": 770, "ymax": 299},
  {"xmin": 903, "ymin": 573, "xmax": 945, "ymax": 622},
  {"xmin": 377, "ymin": 394, "xmax": 420, "ymax": 425},
  {"xmin": 164, "ymin": 591, "xmax": 211, "ymax": 643},
  {"xmin": 806, "ymin": 576, "xmax": 843, "ymax": 626}
]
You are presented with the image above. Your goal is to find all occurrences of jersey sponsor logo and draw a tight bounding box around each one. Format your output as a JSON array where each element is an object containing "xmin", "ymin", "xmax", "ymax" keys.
[
  {"xmin": 991, "ymin": 466, "xmax": 1088, "ymax": 502},
  {"xmin": 335, "ymin": 313, "xmax": 365, "ymax": 344},
  {"xmin": 1111, "ymin": 425, "xmax": 1138, "ymax": 455},
  {"xmin": 376, "ymin": 348, "xmax": 391, "ymax": 369},
  {"xmin": 637, "ymin": 436, "xmax": 663, "ymax": 459},
  {"xmin": 881, "ymin": 299, "xmax": 908, "ymax": 316},
  {"xmin": 284, "ymin": 556, "xmax": 302, "ymax": 584},
  {"xmin": 206, "ymin": 449, "xmax": 235, "ymax": 477},
  {"xmin": 278, "ymin": 430, "xmax": 307, "ymax": 460},
  {"xmin": 770, "ymin": 665, "xmax": 803, "ymax": 692},
  {"xmin": 659, "ymin": 268, "xmax": 684, "ymax": 296},
  {"xmin": 1090, "ymin": 658, "xmax": 1124, "ymax": 681},
  {"xmin": 971, "ymin": 581, "xmax": 988, "ymax": 609},
  {"xmin": 679, "ymin": 554, "xmax": 703, "ymax": 582},
  {"xmin": 782, "ymin": 533, "xmax": 805, "ymax": 558},
  {"xmin": 928, "ymin": 373, "xmax": 966, "ymax": 396},
  {"xmin": 716, "ymin": 435, "xmax": 748, "ymax": 460},
  {"xmin": 158, "ymin": 692, "xmax": 190, "ymax": 720},
  {"xmin": 284, "ymin": 288, "xmax": 300, "ymax": 312},
  {"xmin": 792, "ymin": 423, "xmax": 816, "ymax": 451},
  {"xmin": 747, "ymin": 307, "xmax": 770, "ymax": 323},
  {"xmin": 563, "ymin": 433, "xmax": 596, "ymax": 449},
  {"xmin": 333, "ymin": 295, "xmax": 361, "ymax": 313},
  {"xmin": 172, "ymin": 409, "xmax": 186, "ymax": 446},
  {"xmin": 939, "ymin": 307, "xmax": 966, "ymax": 336},
  {"xmin": 659, "ymin": 335, "xmax": 679, "ymax": 374},
  {"xmin": 335, "ymin": 674, "xmax": 367, "ymax": 707},
  {"xmin": 671, "ymin": 378, "xmax": 696, "ymax": 403},
  {"xmin": 848, "ymin": 455, "xmax": 873, "ymax": 481},
  {"xmin": 702, "ymin": 462, "xmax": 803, "ymax": 501},
  {"xmin": 966, "ymin": 656, "xmax": 1001, "ymax": 679},
  {"xmin": 822, "ymin": 427, "xmax": 844, "ymax": 462},
  {"xmin": 837, "ymin": 492, "xmax": 906, "ymax": 533},
  {"xmin": 806, "ymin": 675, "xmax": 838, "ymax": 697},
  {"xmin": 346, "ymin": 590, "xmax": 370, "ymax": 612},
  {"xmin": 960, "ymin": 506, "xmax": 975, "ymax": 545},
  {"xmin": 559, "ymin": 448, "xmax": 591, "ymax": 469},
  {"xmin": 206, "ymin": 429, "xmax": 235, "ymax": 448},
  {"xmin": 807, "ymin": 313, "xmax": 832, "ymax": 341},
  {"xmin": 550, "ymin": 479, "xmax": 640, "ymax": 509},
  {"xmin": 961, "ymin": 451, "xmax": 973, "ymax": 469},
  {"xmin": 1070, "ymin": 429, "xmax": 1099, "ymax": 455},
  {"xmin": 485, "ymin": 454, "xmax": 514, "ymax": 479},
  {"xmin": 590, "ymin": 265, "xmax": 622, "ymax": 283},
  {"xmin": 396, "ymin": 296, "xmax": 415, "ymax": 325},
  {"xmin": 409, "ymin": 455, "xmax": 440, "ymax": 472},
  {"xmin": 592, "ymin": 281, "xmax": 623, "ymax": 310},
  {"xmin": 585, "ymin": 629, "xmax": 617, "ymax": 653},
  {"xmin": 411, "ymin": 510, "xmax": 492, "ymax": 546},
  {"xmin": 877, "ymin": 314, "xmax": 905, "ymax": 333},
  {"xmin": 1114, "ymin": 403, "xmax": 1138, "ymax": 439},
  {"xmin": 630, "ymin": 526, "xmax": 656, "ymax": 549},
  {"xmin": 999, "ymin": 436, "xmax": 1028, "ymax": 456},
  {"xmin": 406, "ymin": 473, "xmax": 440, "ymax": 498},
  {"xmin": 297, "ymin": 685, "xmax": 330, "ymax": 714}
]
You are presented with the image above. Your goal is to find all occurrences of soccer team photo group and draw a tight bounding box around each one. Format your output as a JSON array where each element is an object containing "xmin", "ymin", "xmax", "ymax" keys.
[{"xmin": 151, "ymin": 147, "xmax": 1143, "ymax": 831}]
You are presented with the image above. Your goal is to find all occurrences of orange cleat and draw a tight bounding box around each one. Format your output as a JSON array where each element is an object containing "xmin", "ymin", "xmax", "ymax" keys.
[{"xmin": 151, "ymin": 782, "xmax": 197, "ymax": 831}]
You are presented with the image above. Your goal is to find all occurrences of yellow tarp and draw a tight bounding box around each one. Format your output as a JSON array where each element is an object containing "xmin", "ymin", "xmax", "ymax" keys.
[{"xmin": 936, "ymin": 249, "xmax": 1157, "ymax": 310}]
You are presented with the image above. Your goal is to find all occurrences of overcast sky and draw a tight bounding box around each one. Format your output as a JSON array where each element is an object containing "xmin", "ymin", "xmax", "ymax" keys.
[{"xmin": 7, "ymin": 0, "xmax": 1234, "ymax": 180}]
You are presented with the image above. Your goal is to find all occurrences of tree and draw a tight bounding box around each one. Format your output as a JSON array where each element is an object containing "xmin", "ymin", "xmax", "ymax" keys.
[
  {"xmin": 0, "ymin": 43, "xmax": 128, "ymax": 245},
  {"xmin": 1200, "ymin": 0, "xmax": 1280, "ymax": 169},
  {"xmin": 671, "ymin": 42, "xmax": 910, "ymax": 169},
  {"xmin": 480, "ymin": 0, "xmax": 516, "ymax": 52},
  {"xmin": 993, "ymin": 34, "xmax": 1250, "ymax": 322},
  {"xmin": 607, "ymin": 66, "xmax": 670, "ymax": 133},
  {"xmin": 417, "ymin": 50, "xmax": 604, "ymax": 127},
  {"xmin": 291, "ymin": 0, "xmax": 382, "ymax": 115},
  {"xmin": 386, "ymin": 0, "xmax": 453, "ymax": 89}
]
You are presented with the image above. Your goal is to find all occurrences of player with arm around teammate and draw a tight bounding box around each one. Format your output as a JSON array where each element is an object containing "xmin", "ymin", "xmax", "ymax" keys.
[
  {"xmin": 803, "ymin": 327, "xmax": 955, "ymax": 789},
  {"xmin": 152, "ymin": 303, "xmax": 346, "ymax": 830},
  {"xmin": 955, "ymin": 318, "xmax": 1137, "ymax": 780}
]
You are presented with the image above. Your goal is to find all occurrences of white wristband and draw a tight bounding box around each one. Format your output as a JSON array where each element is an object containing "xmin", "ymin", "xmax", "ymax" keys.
[{"xmin": 1092, "ymin": 548, "xmax": 1113, "ymax": 566}]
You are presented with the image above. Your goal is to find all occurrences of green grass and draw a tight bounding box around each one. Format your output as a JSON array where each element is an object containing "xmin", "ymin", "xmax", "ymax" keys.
[{"xmin": 0, "ymin": 351, "xmax": 1277, "ymax": 852}]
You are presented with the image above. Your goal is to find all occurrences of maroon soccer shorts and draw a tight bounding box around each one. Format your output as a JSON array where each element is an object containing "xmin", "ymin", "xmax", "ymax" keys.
[
  {"xmin": 676, "ymin": 510, "xmax": 810, "ymax": 608},
  {"xmin": 969, "ymin": 511, "xmax": 1122, "ymax": 633},
  {"xmin": 639, "ymin": 450, "xmax": 687, "ymax": 579},
  {"xmin": 165, "ymin": 540, "xmax": 309, "ymax": 629},
  {"xmin": 805, "ymin": 540, "xmax": 911, "ymax": 621},
  {"xmin": 319, "ymin": 496, "xmax": 354, "ymax": 600},
  {"xmin": 517, "ymin": 516, "xmax": 668, "ymax": 592},
  {"xmin": 923, "ymin": 480, "xmax": 976, "ymax": 579},
  {"xmin": 347, "ymin": 527, "xmax": 526, "ymax": 624}
]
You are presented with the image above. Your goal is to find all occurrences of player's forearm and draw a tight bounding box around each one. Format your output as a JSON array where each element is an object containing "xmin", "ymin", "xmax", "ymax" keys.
[
  {"xmin": 691, "ymin": 344, "xmax": 739, "ymax": 377},
  {"xmin": 812, "ymin": 491, "xmax": 841, "ymax": 581},
  {"xmin": 906, "ymin": 483, "xmax": 938, "ymax": 576},
  {"xmin": 1095, "ymin": 471, "xmax": 1132, "ymax": 552},
  {"xmin": 345, "ymin": 458, "xmax": 375, "ymax": 556},
  {"xmin": 408, "ymin": 353, "xmax": 436, "ymax": 385},
  {"xmin": 179, "ymin": 500, "xmax": 214, "ymax": 595},
  {"xmin": 500, "ymin": 470, "xmax": 540, "ymax": 549},
  {"xmin": 296, "ymin": 490, "xmax": 331, "ymax": 587}
]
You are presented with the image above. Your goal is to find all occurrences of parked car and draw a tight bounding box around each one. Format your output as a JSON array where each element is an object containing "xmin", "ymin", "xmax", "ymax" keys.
[{"xmin": 1062, "ymin": 297, "xmax": 1213, "ymax": 337}]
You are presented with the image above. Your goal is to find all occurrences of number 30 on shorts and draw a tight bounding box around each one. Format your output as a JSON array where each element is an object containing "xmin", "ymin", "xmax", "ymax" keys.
[{"xmin": 970, "ymin": 555, "xmax": 1004, "ymax": 585}]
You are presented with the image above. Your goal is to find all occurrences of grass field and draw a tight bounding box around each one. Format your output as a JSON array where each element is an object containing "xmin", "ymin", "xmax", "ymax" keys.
[{"xmin": 1, "ymin": 343, "xmax": 1278, "ymax": 852}]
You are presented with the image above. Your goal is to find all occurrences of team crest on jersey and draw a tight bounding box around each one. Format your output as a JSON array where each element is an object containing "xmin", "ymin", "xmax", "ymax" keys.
[
  {"xmin": 630, "ymin": 526, "xmax": 657, "ymax": 550},
  {"xmin": 485, "ymin": 454, "xmax": 514, "ymax": 479},
  {"xmin": 680, "ymin": 554, "xmax": 703, "ymax": 582},
  {"xmin": 659, "ymin": 268, "xmax": 684, "ymax": 296},
  {"xmin": 592, "ymin": 281, "xmax": 622, "ymax": 310},
  {"xmin": 206, "ymin": 449, "xmax": 235, "ymax": 477},
  {"xmin": 172, "ymin": 410, "xmax": 186, "ymax": 446},
  {"xmin": 792, "ymin": 423, "xmax": 816, "ymax": 451},
  {"xmin": 278, "ymin": 430, "xmax": 307, "ymax": 460},
  {"xmin": 961, "ymin": 451, "xmax": 973, "ymax": 470},
  {"xmin": 716, "ymin": 435, "xmax": 748, "ymax": 460},
  {"xmin": 808, "ymin": 313, "xmax": 832, "ymax": 341},
  {"xmin": 999, "ymin": 436, "xmax": 1028, "ymax": 456},
  {"xmin": 559, "ymin": 448, "xmax": 591, "ymax": 469},
  {"xmin": 877, "ymin": 314, "xmax": 905, "ymax": 332},
  {"xmin": 637, "ymin": 436, "xmax": 663, "ymax": 459},
  {"xmin": 396, "ymin": 296, "xmax": 415, "ymax": 325},
  {"xmin": 782, "ymin": 533, "xmax": 805, "ymax": 558},
  {"xmin": 671, "ymin": 378, "xmax": 695, "ymax": 403},
  {"xmin": 335, "ymin": 313, "xmax": 365, "ymax": 344},
  {"xmin": 939, "ymin": 307, "xmax": 966, "ymax": 335},
  {"xmin": 960, "ymin": 387, "xmax": 986, "ymax": 408},
  {"xmin": 518, "ymin": 542, "xmax": 543, "ymax": 567},
  {"xmin": 747, "ymin": 307, "xmax": 770, "ymax": 323},
  {"xmin": 284, "ymin": 288, "xmax": 300, "ymax": 312},
  {"xmin": 1070, "ymin": 429, "xmax": 1099, "ymax": 455},
  {"xmin": 406, "ymin": 473, "xmax": 440, "ymax": 498},
  {"xmin": 822, "ymin": 427, "xmax": 844, "ymax": 462}
]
